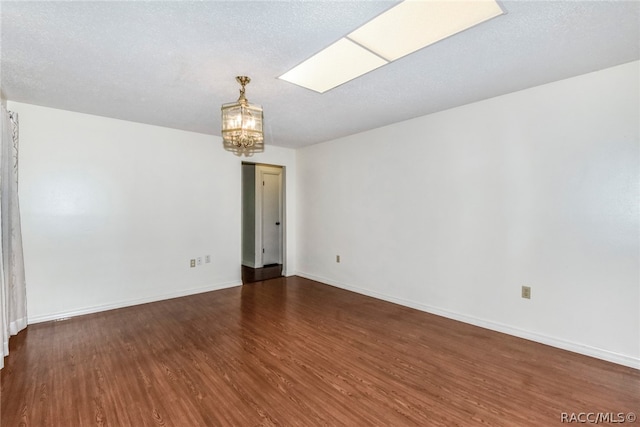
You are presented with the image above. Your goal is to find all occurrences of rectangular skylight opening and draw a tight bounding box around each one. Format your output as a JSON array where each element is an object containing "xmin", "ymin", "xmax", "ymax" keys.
[
  {"xmin": 348, "ymin": 0, "xmax": 504, "ymax": 62},
  {"xmin": 278, "ymin": 38, "xmax": 388, "ymax": 94},
  {"xmin": 278, "ymin": 0, "xmax": 504, "ymax": 93}
]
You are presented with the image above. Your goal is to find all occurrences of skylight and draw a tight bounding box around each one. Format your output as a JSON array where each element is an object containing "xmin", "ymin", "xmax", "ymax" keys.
[
  {"xmin": 278, "ymin": 38, "xmax": 388, "ymax": 94},
  {"xmin": 279, "ymin": 0, "xmax": 504, "ymax": 93}
]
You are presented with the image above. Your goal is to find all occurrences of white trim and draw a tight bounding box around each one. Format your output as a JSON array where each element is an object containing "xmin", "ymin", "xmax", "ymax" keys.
[
  {"xmin": 256, "ymin": 165, "xmax": 284, "ymax": 267},
  {"xmin": 296, "ymin": 272, "xmax": 640, "ymax": 370},
  {"xmin": 28, "ymin": 281, "xmax": 242, "ymax": 324},
  {"xmin": 242, "ymin": 259, "xmax": 257, "ymax": 268},
  {"xmin": 254, "ymin": 166, "xmax": 263, "ymax": 268}
]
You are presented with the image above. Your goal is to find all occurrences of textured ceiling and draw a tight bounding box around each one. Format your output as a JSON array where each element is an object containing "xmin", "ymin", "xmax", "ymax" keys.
[{"xmin": 1, "ymin": 1, "xmax": 638, "ymax": 148}]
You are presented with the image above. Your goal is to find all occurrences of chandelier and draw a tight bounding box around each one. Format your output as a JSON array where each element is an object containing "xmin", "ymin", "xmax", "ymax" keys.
[{"xmin": 221, "ymin": 76, "xmax": 264, "ymax": 149}]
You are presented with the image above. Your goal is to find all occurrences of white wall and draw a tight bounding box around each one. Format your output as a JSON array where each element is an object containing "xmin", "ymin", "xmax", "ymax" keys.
[
  {"xmin": 8, "ymin": 102, "xmax": 297, "ymax": 322},
  {"xmin": 296, "ymin": 61, "xmax": 640, "ymax": 368}
]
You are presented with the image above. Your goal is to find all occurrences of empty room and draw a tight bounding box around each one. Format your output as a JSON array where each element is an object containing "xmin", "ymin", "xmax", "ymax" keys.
[{"xmin": 1, "ymin": 1, "xmax": 639, "ymax": 425}]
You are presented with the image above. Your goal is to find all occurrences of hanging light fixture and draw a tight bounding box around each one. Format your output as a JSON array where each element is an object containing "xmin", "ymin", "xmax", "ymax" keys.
[{"xmin": 221, "ymin": 76, "xmax": 264, "ymax": 150}]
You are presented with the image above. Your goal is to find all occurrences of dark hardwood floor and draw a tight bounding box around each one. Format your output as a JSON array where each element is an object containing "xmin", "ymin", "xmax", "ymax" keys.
[
  {"xmin": 242, "ymin": 264, "xmax": 283, "ymax": 283},
  {"xmin": 2, "ymin": 276, "xmax": 638, "ymax": 426}
]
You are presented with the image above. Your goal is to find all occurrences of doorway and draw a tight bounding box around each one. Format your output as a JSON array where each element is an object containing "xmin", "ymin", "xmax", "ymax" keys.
[{"xmin": 241, "ymin": 163, "xmax": 285, "ymax": 283}]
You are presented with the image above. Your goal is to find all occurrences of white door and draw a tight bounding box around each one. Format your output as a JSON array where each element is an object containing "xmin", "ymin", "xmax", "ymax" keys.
[{"xmin": 261, "ymin": 171, "xmax": 282, "ymax": 265}]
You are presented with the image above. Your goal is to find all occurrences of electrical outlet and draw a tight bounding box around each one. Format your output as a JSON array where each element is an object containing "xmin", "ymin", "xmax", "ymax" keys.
[
  {"xmin": 205, "ymin": 255, "xmax": 211, "ymax": 263},
  {"xmin": 197, "ymin": 257, "xmax": 202, "ymax": 266},
  {"xmin": 336, "ymin": 255, "xmax": 340, "ymax": 263},
  {"xmin": 190, "ymin": 259, "xmax": 196, "ymax": 268},
  {"xmin": 521, "ymin": 285, "xmax": 531, "ymax": 299}
]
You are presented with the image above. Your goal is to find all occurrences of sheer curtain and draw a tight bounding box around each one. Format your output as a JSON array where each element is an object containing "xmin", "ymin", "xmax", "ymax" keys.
[{"xmin": 0, "ymin": 106, "xmax": 27, "ymax": 369}]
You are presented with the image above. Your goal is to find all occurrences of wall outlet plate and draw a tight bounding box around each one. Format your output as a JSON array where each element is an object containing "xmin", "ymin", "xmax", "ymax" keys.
[
  {"xmin": 197, "ymin": 257, "xmax": 202, "ymax": 265},
  {"xmin": 521, "ymin": 285, "xmax": 531, "ymax": 299},
  {"xmin": 190, "ymin": 259, "xmax": 196, "ymax": 268},
  {"xmin": 205, "ymin": 255, "xmax": 211, "ymax": 263},
  {"xmin": 336, "ymin": 255, "xmax": 340, "ymax": 263}
]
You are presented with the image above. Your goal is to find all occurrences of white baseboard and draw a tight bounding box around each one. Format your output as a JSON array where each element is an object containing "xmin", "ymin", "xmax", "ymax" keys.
[
  {"xmin": 28, "ymin": 280, "xmax": 242, "ymax": 324},
  {"xmin": 296, "ymin": 272, "xmax": 640, "ymax": 370}
]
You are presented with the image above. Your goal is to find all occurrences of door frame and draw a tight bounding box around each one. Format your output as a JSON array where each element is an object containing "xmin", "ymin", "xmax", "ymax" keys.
[
  {"xmin": 241, "ymin": 162, "xmax": 286, "ymax": 271},
  {"xmin": 256, "ymin": 165, "xmax": 283, "ymax": 266}
]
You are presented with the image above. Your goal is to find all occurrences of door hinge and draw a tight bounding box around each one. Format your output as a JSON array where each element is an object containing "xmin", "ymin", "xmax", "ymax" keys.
[{"xmin": 262, "ymin": 248, "xmax": 265, "ymax": 253}]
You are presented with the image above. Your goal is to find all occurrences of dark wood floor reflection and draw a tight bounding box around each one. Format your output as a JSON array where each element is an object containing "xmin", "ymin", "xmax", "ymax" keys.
[
  {"xmin": 242, "ymin": 263, "xmax": 283, "ymax": 283},
  {"xmin": 2, "ymin": 276, "xmax": 638, "ymax": 426}
]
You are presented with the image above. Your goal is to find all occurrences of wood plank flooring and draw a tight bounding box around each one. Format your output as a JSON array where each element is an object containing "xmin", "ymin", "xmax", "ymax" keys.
[{"xmin": 2, "ymin": 276, "xmax": 638, "ymax": 426}]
